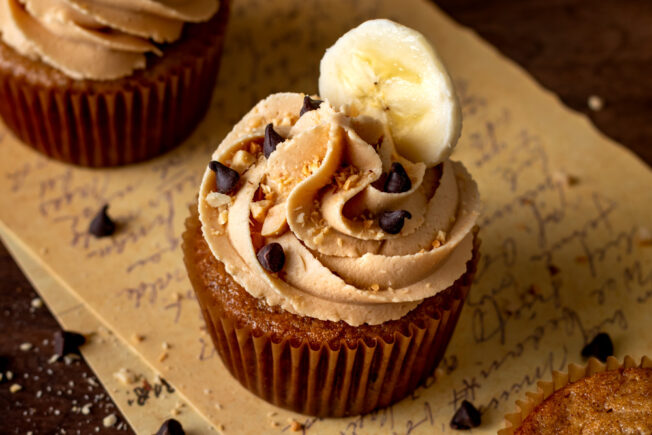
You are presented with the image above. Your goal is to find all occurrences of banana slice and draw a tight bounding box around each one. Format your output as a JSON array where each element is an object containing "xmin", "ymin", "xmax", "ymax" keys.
[{"xmin": 319, "ymin": 19, "xmax": 461, "ymax": 167}]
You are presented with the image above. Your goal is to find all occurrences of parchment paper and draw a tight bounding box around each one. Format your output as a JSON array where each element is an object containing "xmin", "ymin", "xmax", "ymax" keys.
[{"xmin": 0, "ymin": 0, "xmax": 650, "ymax": 433}]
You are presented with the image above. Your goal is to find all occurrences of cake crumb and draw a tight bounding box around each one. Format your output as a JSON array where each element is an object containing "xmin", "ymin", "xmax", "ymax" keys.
[
  {"xmin": 588, "ymin": 95, "xmax": 604, "ymax": 111},
  {"xmin": 162, "ymin": 341, "xmax": 171, "ymax": 350},
  {"xmin": 81, "ymin": 403, "xmax": 92, "ymax": 415},
  {"xmin": 159, "ymin": 352, "xmax": 169, "ymax": 362},
  {"xmin": 636, "ymin": 226, "xmax": 652, "ymax": 247},
  {"xmin": 369, "ymin": 284, "xmax": 380, "ymax": 292},
  {"xmin": 19, "ymin": 342, "xmax": 33, "ymax": 352},
  {"xmin": 9, "ymin": 383, "xmax": 22, "ymax": 393},
  {"xmin": 6, "ymin": 371, "xmax": 13, "ymax": 380},
  {"xmin": 113, "ymin": 368, "xmax": 137, "ymax": 385},
  {"xmin": 290, "ymin": 420, "xmax": 304, "ymax": 432},
  {"xmin": 131, "ymin": 334, "xmax": 145, "ymax": 343},
  {"xmin": 102, "ymin": 413, "xmax": 117, "ymax": 428},
  {"xmin": 215, "ymin": 402, "xmax": 223, "ymax": 410},
  {"xmin": 31, "ymin": 297, "xmax": 43, "ymax": 309},
  {"xmin": 267, "ymin": 411, "xmax": 278, "ymax": 418}
]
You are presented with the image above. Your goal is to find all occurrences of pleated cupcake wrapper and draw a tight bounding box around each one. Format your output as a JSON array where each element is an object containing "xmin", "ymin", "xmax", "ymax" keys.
[
  {"xmin": 192, "ymin": 233, "xmax": 479, "ymax": 417},
  {"xmin": 0, "ymin": 5, "xmax": 228, "ymax": 167},
  {"xmin": 499, "ymin": 355, "xmax": 652, "ymax": 435}
]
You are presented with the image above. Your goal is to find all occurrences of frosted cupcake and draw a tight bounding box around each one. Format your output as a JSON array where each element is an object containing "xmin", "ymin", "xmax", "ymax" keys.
[
  {"xmin": 0, "ymin": 0, "xmax": 229, "ymax": 166},
  {"xmin": 183, "ymin": 20, "xmax": 480, "ymax": 416}
]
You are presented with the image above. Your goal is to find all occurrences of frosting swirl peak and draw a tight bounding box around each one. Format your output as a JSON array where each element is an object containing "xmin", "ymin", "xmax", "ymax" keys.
[
  {"xmin": 0, "ymin": 0, "xmax": 218, "ymax": 80},
  {"xmin": 199, "ymin": 93, "xmax": 480, "ymax": 326}
]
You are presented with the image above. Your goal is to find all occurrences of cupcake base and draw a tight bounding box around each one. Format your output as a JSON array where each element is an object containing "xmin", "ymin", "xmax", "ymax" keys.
[
  {"xmin": 0, "ymin": 0, "xmax": 230, "ymax": 167},
  {"xmin": 183, "ymin": 205, "xmax": 480, "ymax": 417}
]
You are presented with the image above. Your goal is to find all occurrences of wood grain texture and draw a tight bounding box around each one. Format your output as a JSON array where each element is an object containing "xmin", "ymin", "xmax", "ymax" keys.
[{"xmin": 0, "ymin": 1, "xmax": 650, "ymax": 432}]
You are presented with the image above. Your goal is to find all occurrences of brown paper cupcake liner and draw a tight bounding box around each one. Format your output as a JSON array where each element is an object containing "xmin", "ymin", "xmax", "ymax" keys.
[
  {"xmin": 499, "ymin": 355, "xmax": 652, "ymax": 435},
  {"xmin": 183, "ymin": 206, "xmax": 480, "ymax": 417},
  {"xmin": 0, "ymin": 0, "xmax": 230, "ymax": 167}
]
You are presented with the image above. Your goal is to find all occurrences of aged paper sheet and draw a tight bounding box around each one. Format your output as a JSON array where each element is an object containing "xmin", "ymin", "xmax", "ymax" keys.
[{"xmin": 0, "ymin": 0, "xmax": 650, "ymax": 433}]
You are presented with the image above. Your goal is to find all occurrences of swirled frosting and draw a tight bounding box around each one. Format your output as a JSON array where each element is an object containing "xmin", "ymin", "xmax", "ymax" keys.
[
  {"xmin": 198, "ymin": 93, "xmax": 480, "ymax": 326},
  {"xmin": 0, "ymin": 0, "xmax": 218, "ymax": 80}
]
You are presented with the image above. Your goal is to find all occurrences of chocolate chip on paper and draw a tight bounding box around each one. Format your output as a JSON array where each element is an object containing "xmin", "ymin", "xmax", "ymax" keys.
[
  {"xmin": 263, "ymin": 123, "xmax": 285, "ymax": 158},
  {"xmin": 384, "ymin": 162, "xmax": 412, "ymax": 193},
  {"xmin": 300, "ymin": 95, "xmax": 323, "ymax": 116},
  {"xmin": 257, "ymin": 243, "xmax": 285, "ymax": 273},
  {"xmin": 581, "ymin": 332, "xmax": 614, "ymax": 362},
  {"xmin": 156, "ymin": 418, "xmax": 185, "ymax": 435},
  {"xmin": 89, "ymin": 204, "xmax": 116, "ymax": 238},
  {"xmin": 450, "ymin": 400, "xmax": 481, "ymax": 430},
  {"xmin": 209, "ymin": 161, "xmax": 240, "ymax": 194},
  {"xmin": 378, "ymin": 210, "xmax": 412, "ymax": 234},
  {"xmin": 54, "ymin": 330, "xmax": 86, "ymax": 358}
]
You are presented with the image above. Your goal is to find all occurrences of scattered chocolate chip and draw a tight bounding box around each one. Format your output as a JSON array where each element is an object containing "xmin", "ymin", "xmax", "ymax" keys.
[
  {"xmin": 89, "ymin": 205, "xmax": 116, "ymax": 238},
  {"xmin": 208, "ymin": 161, "xmax": 240, "ymax": 194},
  {"xmin": 257, "ymin": 243, "xmax": 285, "ymax": 273},
  {"xmin": 263, "ymin": 123, "xmax": 284, "ymax": 158},
  {"xmin": 300, "ymin": 95, "xmax": 323, "ymax": 116},
  {"xmin": 581, "ymin": 332, "xmax": 613, "ymax": 362},
  {"xmin": 378, "ymin": 210, "xmax": 412, "ymax": 234},
  {"xmin": 54, "ymin": 330, "xmax": 86, "ymax": 358},
  {"xmin": 547, "ymin": 264, "xmax": 561, "ymax": 276},
  {"xmin": 450, "ymin": 400, "xmax": 481, "ymax": 430},
  {"xmin": 156, "ymin": 419, "xmax": 185, "ymax": 435},
  {"xmin": 384, "ymin": 162, "xmax": 411, "ymax": 193}
]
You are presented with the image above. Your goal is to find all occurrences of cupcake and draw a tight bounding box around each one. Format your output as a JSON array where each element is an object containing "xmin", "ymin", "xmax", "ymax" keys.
[
  {"xmin": 183, "ymin": 19, "xmax": 481, "ymax": 417},
  {"xmin": 0, "ymin": 0, "xmax": 229, "ymax": 167},
  {"xmin": 501, "ymin": 356, "xmax": 652, "ymax": 434}
]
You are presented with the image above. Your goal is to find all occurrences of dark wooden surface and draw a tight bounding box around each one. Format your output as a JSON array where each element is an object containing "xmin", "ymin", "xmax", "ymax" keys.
[{"xmin": 1, "ymin": 1, "xmax": 650, "ymax": 433}]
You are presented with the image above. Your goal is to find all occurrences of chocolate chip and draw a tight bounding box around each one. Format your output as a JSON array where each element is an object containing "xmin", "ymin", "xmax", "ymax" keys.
[
  {"xmin": 384, "ymin": 162, "xmax": 411, "ymax": 193},
  {"xmin": 300, "ymin": 95, "xmax": 323, "ymax": 116},
  {"xmin": 54, "ymin": 330, "xmax": 86, "ymax": 358},
  {"xmin": 257, "ymin": 243, "xmax": 285, "ymax": 273},
  {"xmin": 450, "ymin": 400, "xmax": 481, "ymax": 430},
  {"xmin": 378, "ymin": 210, "xmax": 412, "ymax": 234},
  {"xmin": 581, "ymin": 332, "xmax": 613, "ymax": 362},
  {"xmin": 156, "ymin": 419, "xmax": 185, "ymax": 435},
  {"xmin": 89, "ymin": 205, "xmax": 115, "ymax": 238},
  {"xmin": 208, "ymin": 161, "xmax": 239, "ymax": 194},
  {"xmin": 263, "ymin": 123, "xmax": 284, "ymax": 158}
]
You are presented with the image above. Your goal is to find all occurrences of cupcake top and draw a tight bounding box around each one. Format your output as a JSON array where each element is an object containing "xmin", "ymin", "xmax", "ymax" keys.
[
  {"xmin": 0, "ymin": 0, "xmax": 218, "ymax": 80},
  {"xmin": 198, "ymin": 20, "xmax": 480, "ymax": 326},
  {"xmin": 516, "ymin": 367, "xmax": 652, "ymax": 434},
  {"xmin": 198, "ymin": 94, "xmax": 480, "ymax": 326}
]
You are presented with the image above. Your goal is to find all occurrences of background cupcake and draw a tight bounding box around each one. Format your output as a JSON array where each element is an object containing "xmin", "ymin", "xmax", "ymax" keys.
[
  {"xmin": 501, "ymin": 355, "xmax": 652, "ymax": 434},
  {"xmin": 184, "ymin": 20, "xmax": 481, "ymax": 417},
  {"xmin": 0, "ymin": 0, "xmax": 230, "ymax": 167}
]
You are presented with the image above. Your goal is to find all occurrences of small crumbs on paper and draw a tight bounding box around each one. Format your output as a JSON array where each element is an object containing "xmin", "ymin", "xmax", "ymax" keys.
[
  {"xmin": 102, "ymin": 413, "xmax": 117, "ymax": 428},
  {"xmin": 214, "ymin": 402, "xmax": 223, "ymax": 410},
  {"xmin": 19, "ymin": 342, "xmax": 33, "ymax": 352},
  {"xmin": 162, "ymin": 341, "xmax": 171, "ymax": 350},
  {"xmin": 113, "ymin": 368, "xmax": 138, "ymax": 385},
  {"xmin": 31, "ymin": 297, "xmax": 43, "ymax": 309},
  {"xmin": 588, "ymin": 95, "xmax": 604, "ymax": 111},
  {"xmin": 159, "ymin": 352, "xmax": 169, "ymax": 362},
  {"xmin": 9, "ymin": 383, "xmax": 22, "ymax": 393},
  {"xmin": 267, "ymin": 411, "xmax": 278, "ymax": 418},
  {"xmin": 131, "ymin": 334, "xmax": 145, "ymax": 343},
  {"xmin": 290, "ymin": 420, "xmax": 305, "ymax": 432},
  {"xmin": 636, "ymin": 226, "xmax": 652, "ymax": 247}
]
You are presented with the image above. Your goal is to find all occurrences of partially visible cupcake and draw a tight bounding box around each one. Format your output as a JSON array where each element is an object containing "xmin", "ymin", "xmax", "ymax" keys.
[
  {"xmin": 183, "ymin": 20, "xmax": 480, "ymax": 417},
  {"xmin": 501, "ymin": 356, "xmax": 652, "ymax": 434},
  {"xmin": 0, "ymin": 0, "xmax": 229, "ymax": 167}
]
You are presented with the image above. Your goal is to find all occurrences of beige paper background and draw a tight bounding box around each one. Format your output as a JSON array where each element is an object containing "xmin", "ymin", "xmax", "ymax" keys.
[{"xmin": 1, "ymin": 0, "xmax": 651, "ymax": 433}]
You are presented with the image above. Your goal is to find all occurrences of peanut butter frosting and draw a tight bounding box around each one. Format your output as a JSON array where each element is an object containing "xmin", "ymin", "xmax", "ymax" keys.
[
  {"xmin": 198, "ymin": 93, "xmax": 480, "ymax": 326},
  {"xmin": 0, "ymin": 0, "xmax": 218, "ymax": 80}
]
